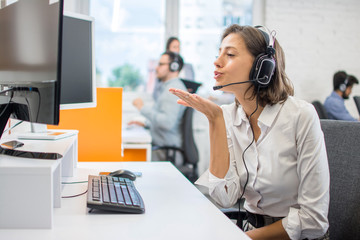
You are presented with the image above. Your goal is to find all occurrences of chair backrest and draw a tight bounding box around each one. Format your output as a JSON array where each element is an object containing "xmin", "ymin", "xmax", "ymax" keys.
[
  {"xmin": 320, "ymin": 120, "xmax": 360, "ymax": 239},
  {"xmin": 312, "ymin": 101, "xmax": 329, "ymax": 119},
  {"xmin": 353, "ymin": 96, "xmax": 360, "ymax": 115},
  {"xmin": 181, "ymin": 107, "xmax": 199, "ymax": 165},
  {"xmin": 180, "ymin": 79, "xmax": 202, "ymax": 93}
]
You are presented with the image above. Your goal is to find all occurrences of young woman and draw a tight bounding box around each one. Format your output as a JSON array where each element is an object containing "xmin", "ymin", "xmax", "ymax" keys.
[
  {"xmin": 170, "ymin": 25, "xmax": 329, "ymax": 240},
  {"xmin": 166, "ymin": 37, "xmax": 195, "ymax": 81}
]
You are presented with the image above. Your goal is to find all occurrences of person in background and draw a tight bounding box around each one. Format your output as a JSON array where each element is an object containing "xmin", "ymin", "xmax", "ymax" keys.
[
  {"xmin": 170, "ymin": 24, "xmax": 329, "ymax": 239},
  {"xmin": 153, "ymin": 37, "xmax": 196, "ymax": 100},
  {"xmin": 166, "ymin": 36, "xmax": 195, "ymax": 81},
  {"xmin": 324, "ymin": 71, "xmax": 359, "ymax": 121},
  {"xmin": 129, "ymin": 51, "xmax": 187, "ymax": 161}
]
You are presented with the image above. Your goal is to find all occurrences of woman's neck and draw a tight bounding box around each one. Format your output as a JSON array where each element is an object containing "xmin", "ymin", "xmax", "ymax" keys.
[{"xmin": 235, "ymin": 94, "xmax": 264, "ymax": 120}]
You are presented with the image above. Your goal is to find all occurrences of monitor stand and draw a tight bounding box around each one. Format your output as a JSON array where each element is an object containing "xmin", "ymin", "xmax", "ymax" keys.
[
  {"xmin": 17, "ymin": 123, "xmax": 77, "ymax": 140},
  {"xmin": 0, "ymin": 109, "xmax": 63, "ymax": 160}
]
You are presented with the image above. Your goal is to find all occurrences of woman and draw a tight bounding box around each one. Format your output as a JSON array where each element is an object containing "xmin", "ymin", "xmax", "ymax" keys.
[
  {"xmin": 170, "ymin": 25, "xmax": 329, "ymax": 240},
  {"xmin": 166, "ymin": 37, "xmax": 195, "ymax": 81}
]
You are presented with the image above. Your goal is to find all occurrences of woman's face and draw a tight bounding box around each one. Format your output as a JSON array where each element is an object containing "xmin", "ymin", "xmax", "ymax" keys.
[
  {"xmin": 213, "ymin": 33, "xmax": 254, "ymax": 93},
  {"xmin": 169, "ymin": 40, "xmax": 180, "ymax": 53}
]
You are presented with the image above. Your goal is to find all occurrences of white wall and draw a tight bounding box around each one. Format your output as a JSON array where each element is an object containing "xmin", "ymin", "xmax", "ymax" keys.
[{"xmin": 264, "ymin": 0, "xmax": 360, "ymax": 118}]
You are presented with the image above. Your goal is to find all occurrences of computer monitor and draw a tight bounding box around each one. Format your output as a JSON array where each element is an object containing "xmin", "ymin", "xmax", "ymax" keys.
[
  {"xmin": 0, "ymin": 0, "xmax": 63, "ymax": 159},
  {"xmin": 60, "ymin": 12, "xmax": 96, "ymax": 110}
]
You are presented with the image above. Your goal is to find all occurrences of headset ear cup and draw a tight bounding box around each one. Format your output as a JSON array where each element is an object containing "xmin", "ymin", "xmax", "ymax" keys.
[
  {"xmin": 169, "ymin": 61, "xmax": 179, "ymax": 72},
  {"xmin": 249, "ymin": 54, "xmax": 275, "ymax": 88},
  {"xmin": 249, "ymin": 54, "xmax": 262, "ymax": 82},
  {"xmin": 339, "ymin": 83, "xmax": 346, "ymax": 92}
]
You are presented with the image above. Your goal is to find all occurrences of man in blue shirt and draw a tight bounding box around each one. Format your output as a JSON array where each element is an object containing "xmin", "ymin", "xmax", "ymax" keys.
[
  {"xmin": 130, "ymin": 52, "xmax": 187, "ymax": 161},
  {"xmin": 324, "ymin": 71, "xmax": 359, "ymax": 121}
]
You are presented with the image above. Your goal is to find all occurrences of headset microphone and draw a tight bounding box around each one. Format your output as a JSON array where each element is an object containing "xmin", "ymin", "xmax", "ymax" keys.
[{"xmin": 213, "ymin": 77, "xmax": 268, "ymax": 91}]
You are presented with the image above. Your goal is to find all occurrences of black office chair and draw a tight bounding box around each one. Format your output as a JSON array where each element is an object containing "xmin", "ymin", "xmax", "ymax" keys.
[
  {"xmin": 311, "ymin": 100, "xmax": 329, "ymax": 119},
  {"xmin": 180, "ymin": 79, "xmax": 202, "ymax": 94},
  {"xmin": 353, "ymin": 96, "xmax": 360, "ymax": 115},
  {"xmin": 223, "ymin": 120, "xmax": 360, "ymax": 237},
  {"xmin": 320, "ymin": 120, "xmax": 360, "ymax": 239},
  {"xmin": 152, "ymin": 107, "xmax": 199, "ymax": 182}
]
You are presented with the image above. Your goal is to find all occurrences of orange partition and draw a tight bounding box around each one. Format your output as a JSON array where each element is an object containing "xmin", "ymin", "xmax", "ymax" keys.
[{"xmin": 49, "ymin": 87, "xmax": 146, "ymax": 162}]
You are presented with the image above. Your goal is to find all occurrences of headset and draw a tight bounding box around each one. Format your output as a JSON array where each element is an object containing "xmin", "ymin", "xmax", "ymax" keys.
[
  {"xmin": 248, "ymin": 26, "xmax": 276, "ymax": 88},
  {"xmin": 339, "ymin": 75, "xmax": 349, "ymax": 92},
  {"xmin": 169, "ymin": 53, "xmax": 181, "ymax": 72}
]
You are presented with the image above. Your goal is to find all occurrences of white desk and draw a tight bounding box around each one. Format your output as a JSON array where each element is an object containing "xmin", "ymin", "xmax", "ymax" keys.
[
  {"xmin": 0, "ymin": 133, "xmax": 78, "ymax": 229},
  {"xmin": 122, "ymin": 127, "xmax": 152, "ymax": 161},
  {"xmin": 0, "ymin": 162, "xmax": 250, "ymax": 240}
]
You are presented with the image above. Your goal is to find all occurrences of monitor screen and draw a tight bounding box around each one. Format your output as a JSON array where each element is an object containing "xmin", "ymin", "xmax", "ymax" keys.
[
  {"xmin": 0, "ymin": 0, "xmax": 63, "ymax": 138},
  {"xmin": 60, "ymin": 12, "xmax": 96, "ymax": 110}
]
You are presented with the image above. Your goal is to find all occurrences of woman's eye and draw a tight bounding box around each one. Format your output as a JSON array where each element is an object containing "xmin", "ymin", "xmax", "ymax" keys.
[{"xmin": 227, "ymin": 53, "xmax": 235, "ymax": 57}]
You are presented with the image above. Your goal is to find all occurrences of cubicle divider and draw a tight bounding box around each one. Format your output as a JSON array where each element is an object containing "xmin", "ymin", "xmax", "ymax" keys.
[{"xmin": 49, "ymin": 88, "xmax": 146, "ymax": 162}]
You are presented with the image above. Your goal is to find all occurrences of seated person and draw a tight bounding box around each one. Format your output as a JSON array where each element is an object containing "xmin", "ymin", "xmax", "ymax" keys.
[
  {"xmin": 129, "ymin": 52, "xmax": 187, "ymax": 161},
  {"xmin": 170, "ymin": 24, "xmax": 329, "ymax": 239},
  {"xmin": 324, "ymin": 71, "xmax": 359, "ymax": 121}
]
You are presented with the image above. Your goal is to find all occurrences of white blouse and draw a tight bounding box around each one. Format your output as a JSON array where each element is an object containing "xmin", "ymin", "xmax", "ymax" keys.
[{"xmin": 196, "ymin": 96, "xmax": 329, "ymax": 240}]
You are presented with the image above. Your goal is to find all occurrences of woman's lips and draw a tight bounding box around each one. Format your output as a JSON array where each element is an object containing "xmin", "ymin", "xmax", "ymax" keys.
[{"xmin": 214, "ymin": 71, "xmax": 222, "ymax": 79}]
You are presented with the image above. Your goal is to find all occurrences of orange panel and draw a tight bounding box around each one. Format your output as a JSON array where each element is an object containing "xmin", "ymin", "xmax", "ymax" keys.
[
  {"xmin": 123, "ymin": 149, "xmax": 146, "ymax": 162},
  {"xmin": 49, "ymin": 88, "xmax": 124, "ymax": 162}
]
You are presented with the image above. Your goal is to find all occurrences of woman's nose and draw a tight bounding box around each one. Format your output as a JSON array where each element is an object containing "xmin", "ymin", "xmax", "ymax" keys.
[{"xmin": 214, "ymin": 56, "xmax": 221, "ymax": 68}]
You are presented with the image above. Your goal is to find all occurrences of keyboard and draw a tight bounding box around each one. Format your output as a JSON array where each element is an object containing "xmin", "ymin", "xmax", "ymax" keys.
[{"xmin": 87, "ymin": 175, "xmax": 145, "ymax": 213}]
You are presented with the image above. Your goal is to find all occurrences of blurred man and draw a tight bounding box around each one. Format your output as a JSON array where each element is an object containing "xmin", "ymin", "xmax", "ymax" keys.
[
  {"xmin": 324, "ymin": 71, "xmax": 359, "ymax": 121},
  {"xmin": 130, "ymin": 52, "xmax": 187, "ymax": 161}
]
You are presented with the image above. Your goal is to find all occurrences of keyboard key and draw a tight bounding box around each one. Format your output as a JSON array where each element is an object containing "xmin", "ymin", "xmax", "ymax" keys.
[
  {"xmin": 127, "ymin": 186, "xmax": 140, "ymax": 206},
  {"xmin": 114, "ymin": 182, "xmax": 125, "ymax": 205},
  {"xmin": 101, "ymin": 179, "xmax": 110, "ymax": 203},
  {"xmin": 108, "ymin": 182, "xmax": 117, "ymax": 204},
  {"xmin": 92, "ymin": 191, "xmax": 100, "ymax": 200},
  {"xmin": 121, "ymin": 185, "xmax": 133, "ymax": 205}
]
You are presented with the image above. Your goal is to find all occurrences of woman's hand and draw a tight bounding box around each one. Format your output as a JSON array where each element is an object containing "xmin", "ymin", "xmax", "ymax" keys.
[{"xmin": 169, "ymin": 88, "xmax": 222, "ymax": 122}]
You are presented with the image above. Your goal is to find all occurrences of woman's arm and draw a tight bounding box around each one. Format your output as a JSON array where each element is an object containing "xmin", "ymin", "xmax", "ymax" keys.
[
  {"xmin": 169, "ymin": 88, "xmax": 229, "ymax": 178},
  {"xmin": 246, "ymin": 220, "xmax": 290, "ymax": 240}
]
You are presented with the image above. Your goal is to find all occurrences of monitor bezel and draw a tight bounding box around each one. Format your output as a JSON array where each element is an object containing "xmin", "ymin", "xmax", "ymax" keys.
[{"xmin": 60, "ymin": 11, "xmax": 97, "ymax": 110}]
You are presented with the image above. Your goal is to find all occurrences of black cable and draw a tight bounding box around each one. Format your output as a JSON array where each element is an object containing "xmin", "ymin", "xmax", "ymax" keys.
[
  {"xmin": 62, "ymin": 189, "xmax": 88, "ymax": 198},
  {"xmin": 61, "ymin": 181, "xmax": 88, "ymax": 198},
  {"xmin": 237, "ymin": 84, "xmax": 261, "ymax": 229},
  {"xmin": 62, "ymin": 181, "xmax": 88, "ymax": 184},
  {"xmin": 3, "ymin": 120, "xmax": 24, "ymax": 133},
  {"xmin": 0, "ymin": 87, "xmax": 14, "ymax": 95},
  {"xmin": 0, "ymin": 90, "xmax": 14, "ymax": 118},
  {"xmin": 35, "ymin": 90, "xmax": 41, "ymax": 122}
]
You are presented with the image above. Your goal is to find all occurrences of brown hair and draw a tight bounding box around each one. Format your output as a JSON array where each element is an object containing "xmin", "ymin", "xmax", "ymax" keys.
[{"xmin": 222, "ymin": 25, "xmax": 294, "ymax": 106}]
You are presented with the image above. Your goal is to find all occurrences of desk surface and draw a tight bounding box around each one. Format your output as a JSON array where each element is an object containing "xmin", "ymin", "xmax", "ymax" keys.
[
  {"xmin": 0, "ymin": 162, "xmax": 250, "ymax": 240},
  {"xmin": 122, "ymin": 126, "xmax": 152, "ymax": 144}
]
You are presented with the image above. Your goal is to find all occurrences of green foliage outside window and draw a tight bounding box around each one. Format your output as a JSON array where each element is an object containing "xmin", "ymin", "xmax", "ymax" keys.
[{"xmin": 108, "ymin": 64, "xmax": 143, "ymax": 91}]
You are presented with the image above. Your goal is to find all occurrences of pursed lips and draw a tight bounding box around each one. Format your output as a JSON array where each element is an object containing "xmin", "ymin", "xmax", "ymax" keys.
[{"xmin": 214, "ymin": 71, "xmax": 223, "ymax": 79}]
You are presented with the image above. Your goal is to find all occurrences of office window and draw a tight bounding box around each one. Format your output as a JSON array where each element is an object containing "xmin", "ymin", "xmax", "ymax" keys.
[
  {"xmin": 90, "ymin": 0, "xmax": 165, "ymax": 92},
  {"xmin": 179, "ymin": 0, "xmax": 252, "ymax": 92}
]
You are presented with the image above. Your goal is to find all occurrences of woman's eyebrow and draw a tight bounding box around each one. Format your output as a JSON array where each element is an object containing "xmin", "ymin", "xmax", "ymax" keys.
[{"xmin": 219, "ymin": 46, "xmax": 237, "ymax": 51}]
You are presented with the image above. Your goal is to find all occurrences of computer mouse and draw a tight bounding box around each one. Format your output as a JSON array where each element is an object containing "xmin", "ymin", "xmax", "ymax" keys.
[{"xmin": 108, "ymin": 169, "xmax": 136, "ymax": 181}]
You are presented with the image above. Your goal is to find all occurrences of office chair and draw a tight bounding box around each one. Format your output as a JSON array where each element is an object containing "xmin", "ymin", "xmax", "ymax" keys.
[
  {"xmin": 180, "ymin": 79, "xmax": 202, "ymax": 94},
  {"xmin": 222, "ymin": 120, "xmax": 360, "ymax": 237},
  {"xmin": 353, "ymin": 96, "xmax": 360, "ymax": 115},
  {"xmin": 152, "ymin": 107, "xmax": 199, "ymax": 182},
  {"xmin": 320, "ymin": 120, "xmax": 360, "ymax": 239},
  {"xmin": 311, "ymin": 100, "xmax": 329, "ymax": 119}
]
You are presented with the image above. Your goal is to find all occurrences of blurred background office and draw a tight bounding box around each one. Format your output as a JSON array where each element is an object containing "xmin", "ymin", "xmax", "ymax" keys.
[{"xmin": 8, "ymin": 0, "xmax": 358, "ymax": 174}]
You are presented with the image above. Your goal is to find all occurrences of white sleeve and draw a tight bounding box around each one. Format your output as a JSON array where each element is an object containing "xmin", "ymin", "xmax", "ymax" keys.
[
  {"xmin": 195, "ymin": 108, "xmax": 241, "ymax": 208},
  {"xmin": 283, "ymin": 105, "xmax": 330, "ymax": 239}
]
